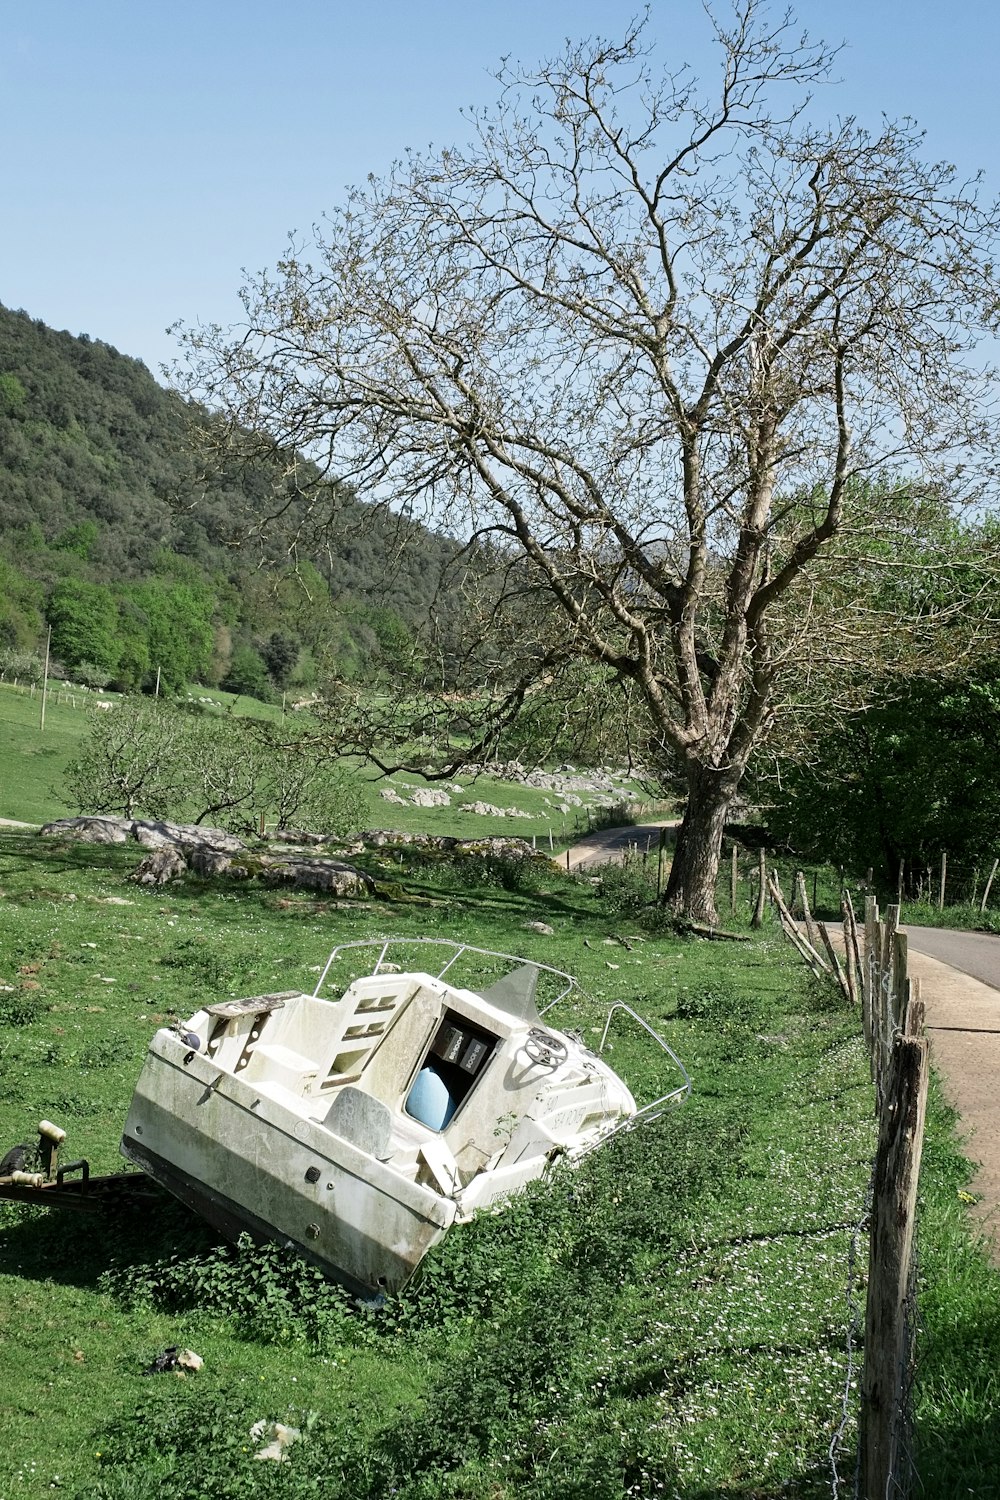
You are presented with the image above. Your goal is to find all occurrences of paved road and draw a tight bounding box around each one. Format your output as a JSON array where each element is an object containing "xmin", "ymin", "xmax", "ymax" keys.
[
  {"xmin": 566, "ymin": 821, "xmax": 679, "ymax": 871},
  {"xmin": 904, "ymin": 924, "xmax": 1000, "ymax": 993}
]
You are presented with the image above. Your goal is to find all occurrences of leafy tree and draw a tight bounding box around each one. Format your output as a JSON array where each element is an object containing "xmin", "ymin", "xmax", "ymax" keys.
[
  {"xmin": 74, "ymin": 661, "xmax": 113, "ymax": 690},
  {"xmin": 0, "ymin": 557, "xmax": 43, "ymax": 649},
  {"xmin": 0, "ymin": 372, "xmax": 26, "ymax": 417},
  {"xmin": 259, "ymin": 630, "xmax": 299, "ymax": 689},
  {"xmin": 53, "ymin": 520, "xmax": 99, "ymax": 561},
  {"xmin": 175, "ymin": 5, "xmax": 1000, "ymax": 922},
  {"xmin": 124, "ymin": 579, "xmax": 215, "ymax": 693},
  {"xmin": 47, "ymin": 578, "xmax": 120, "ymax": 675},
  {"xmin": 112, "ymin": 597, "xmax": 153, "ymax": 690},
  {"xmin": 763, "ymin": 666, "xmax": 1000, "ymax": 888},
  {"xmin": 221, "ymin": 643, "xmax": 272, "ymax": 700}
]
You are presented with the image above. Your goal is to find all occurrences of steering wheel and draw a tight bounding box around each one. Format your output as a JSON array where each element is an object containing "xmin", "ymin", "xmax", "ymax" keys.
[{"xmin": 524, "ymin": 1027, "xmax": 569, "ymax": 1067}]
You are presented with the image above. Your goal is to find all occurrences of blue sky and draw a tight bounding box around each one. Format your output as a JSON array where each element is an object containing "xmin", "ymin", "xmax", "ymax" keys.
[{"xmin": 3, "ymin": 1, "xmax": 999, "ymax": 380}]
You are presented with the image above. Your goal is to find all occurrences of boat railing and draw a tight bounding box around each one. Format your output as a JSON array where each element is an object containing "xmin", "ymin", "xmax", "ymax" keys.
[
  {"xmin": 312, "ymin": 937, "xmax": 578, "ymax": 1009},
  {"xmin": 583, "ymin": 1000, "xmax": 692, "ymax": 1149}
]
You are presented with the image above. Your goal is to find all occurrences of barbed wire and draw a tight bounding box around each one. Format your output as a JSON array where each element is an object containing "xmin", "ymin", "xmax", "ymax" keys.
[{"xmin": 830, "ymin": 1170, "xmax": 873, "ymax": 1500}]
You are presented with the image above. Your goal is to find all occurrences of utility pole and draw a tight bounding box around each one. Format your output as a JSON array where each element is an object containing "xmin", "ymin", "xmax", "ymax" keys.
[{"xmin": 39, "ymin": 625, "xmax": 51, "ymax": 732}]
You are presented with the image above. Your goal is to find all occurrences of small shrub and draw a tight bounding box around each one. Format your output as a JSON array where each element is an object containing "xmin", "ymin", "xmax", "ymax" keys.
[
  {"xmin": 596, "ymin": 858, "xmax": 656, "ymax": 915},
  {"xmin": 456, "ymin": 850, "xmax": 553, "ymax": 893},
  {"xmin": 99, "ymin": 1235, "xmax": 356, "ymax": 1350},
  {"xmin": 156, "ymin": 939, "xmax": 229, "ymax": 989},
  {"xmin": 0, "ymin": 990, "xmax": 44, "ymax": 1026},
  {"xmin": 585, "ymin": 800, "xmax": 637, "ymax": 833},
  {"xmin": 674, "ymin": 977, "xmax": 743, "ymax": 1022}
]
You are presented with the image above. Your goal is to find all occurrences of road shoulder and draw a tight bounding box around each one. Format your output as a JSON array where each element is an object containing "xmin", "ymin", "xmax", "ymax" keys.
[{"xmin": 907, "ymin": 949, "xmax": 1000, "ymax": 1263}]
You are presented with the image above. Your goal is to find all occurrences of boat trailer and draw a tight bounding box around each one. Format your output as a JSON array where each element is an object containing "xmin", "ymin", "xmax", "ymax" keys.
[{"xmin": 0, "ymin": 1118, "xmax": 160, "ymax": 1213}]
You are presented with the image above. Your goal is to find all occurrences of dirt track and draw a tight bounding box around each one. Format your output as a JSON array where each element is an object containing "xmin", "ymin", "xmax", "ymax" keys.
[{"xmin": 565, "ymin": 821, "xmax": 679, "ymax": 871}]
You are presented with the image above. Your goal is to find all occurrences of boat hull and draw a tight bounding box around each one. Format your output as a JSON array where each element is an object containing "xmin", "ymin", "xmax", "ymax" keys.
[{"xmin": 121, "ymin": 1031, "xmax": 456, "ymax": 1294}]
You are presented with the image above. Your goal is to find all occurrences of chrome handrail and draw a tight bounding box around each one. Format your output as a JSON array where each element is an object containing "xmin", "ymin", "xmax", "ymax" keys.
[
  {"xmin": 591, "ymin": 1001, "xmax": 692, "ymax": 1138},
  {"xmin": 312, "ymin": 936, "xmax": 577, "ymax": 1008}
]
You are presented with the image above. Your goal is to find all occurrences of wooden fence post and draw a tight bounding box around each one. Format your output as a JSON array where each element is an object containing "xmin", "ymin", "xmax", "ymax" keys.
[
  {"xmin": 903, "ymin": 979, "xmax": 924, "ymax": 1039},
  {"xmin": 863, "ymin": 896, "xmax": 879, "ymax": 1078},
  {"xmin": 841, "ymin": 894, "xmax": 858, "ymax": 1005},
  {"xmin": 767, "ymin": 872, "xmax": 830, "ymax": 978},
  {"xmin": 981, "ymin": 857, "xmax": 999, "ymax": 913},
  {"xmin": 878, "ymin": 906, "xmax": 901, "ymax": 1094},
  {"xmin": 939, "ymin": 851, "xmax": 947, "ymax": 911},
  {"xmin": 843, "ymin": 890, "xmax": 863, "ymax": 1007},
  {"xmin": 817, "ymin": 921, "xmax": 851, "ymax": 1002},
  {"xmin": 892, "ymin": 930, "xmax": 908, "ymax": 1034},
  {"xmin": 752, "ymin": 846, "xmax": 767, "ymax": 929},
  {"xmin": 795, "ymin": 869, "xmax": 820, "ymax": 952},
  {"xmin": 730, "ymin": 844, "xmax": 738, "ymax": 917},
  {"xmin": 859, "ymin": 1032, "xmax": 929, "ymax": 1500}
]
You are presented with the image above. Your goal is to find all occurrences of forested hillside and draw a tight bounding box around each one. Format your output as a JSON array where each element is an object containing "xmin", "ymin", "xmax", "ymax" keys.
[{"xmin": 0, "ymin": 304, "xmax": 463, "ymax": 695}]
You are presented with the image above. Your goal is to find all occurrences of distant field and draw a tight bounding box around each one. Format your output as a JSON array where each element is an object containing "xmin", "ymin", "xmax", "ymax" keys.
[
  {"xmin": 361, "ymin": 769, "xmax": 654, "ymax": 848},
  {"xmin": 0, "ymin": 680, "xmax": 657, "ymax": 844},
  {"xmin": 0, "ymin": 681, "xmax": 290, "ymax": 824},
  {"xmin": 0, "ymin": 681, "xmax": 84, "ymax": 823}
]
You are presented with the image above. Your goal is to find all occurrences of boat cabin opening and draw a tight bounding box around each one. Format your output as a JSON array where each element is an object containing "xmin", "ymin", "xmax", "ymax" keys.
[{"xmin": 405, "ymin": 1010, "xmax": 499, "ymax": 1130}]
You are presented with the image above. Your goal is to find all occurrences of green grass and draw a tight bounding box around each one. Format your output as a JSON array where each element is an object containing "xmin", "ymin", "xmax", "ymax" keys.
[
  {"xmin": 889, "ymin": 897, "xmax": 1000, "ymax": 935},
  {"xmin": 0, "ymin": 831, "xmax": 996, "ymax": 1497},
  {"xmin": 0, "ymin": 677, "xmax": 653, "ymax": 844},
  {"xmin": 0, "ymin": 680, "xmax": 87, "ymax": 823},
  {"xmin": 0, "ymin": 827, "xmax": 868, "ymax": 1498}
]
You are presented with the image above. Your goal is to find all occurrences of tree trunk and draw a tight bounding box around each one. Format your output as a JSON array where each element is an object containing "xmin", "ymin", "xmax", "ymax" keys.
[{"xmin": 664, "ymin": 764, "xmax": 740, "ymax": 926}]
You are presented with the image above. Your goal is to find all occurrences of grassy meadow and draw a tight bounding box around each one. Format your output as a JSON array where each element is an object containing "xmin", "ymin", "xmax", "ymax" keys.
[
  {"xmin": 1, "ymin": 687, "xmax": 999, "ymax": 1495},
  {"xmin": 0, "ymin": 681, "xmax": 86, "ymax": 824},
  {"xmin": 0, "ymin": 680, "xmax": 650, "ymax": 846},
  {"xmin": 0, "ymin": 827, "xmax": 996, "ymax": 1497}
]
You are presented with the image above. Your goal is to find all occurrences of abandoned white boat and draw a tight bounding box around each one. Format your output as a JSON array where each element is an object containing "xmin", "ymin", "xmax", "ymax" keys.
[{"xmin": 121, "ymin": 938, "xmax": 690, "ymax": 1295}]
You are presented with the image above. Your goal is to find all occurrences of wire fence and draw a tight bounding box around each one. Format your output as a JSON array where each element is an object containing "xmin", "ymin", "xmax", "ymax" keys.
[
  {"xmin": 768, "ymin": 880, "xmax": 929, "ymax": 1500},
  {"xmin": 720, "ymin": 841, "xmax": 1000, "ymax": 931}
]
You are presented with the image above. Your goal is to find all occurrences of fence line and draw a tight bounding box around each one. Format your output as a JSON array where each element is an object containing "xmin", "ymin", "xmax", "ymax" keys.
[{"xmin": 770, "ymin": 879, "xmax": 929, "ymax": 1499}]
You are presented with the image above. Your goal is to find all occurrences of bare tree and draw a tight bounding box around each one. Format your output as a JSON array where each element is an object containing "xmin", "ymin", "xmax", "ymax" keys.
[
  {"xmin": 66, "ymin": 700, "xmax": 369, "ymax": 836},
  {"xmin": 175, "ymin": 4, "xmax": 1000, "ymax": 922}
]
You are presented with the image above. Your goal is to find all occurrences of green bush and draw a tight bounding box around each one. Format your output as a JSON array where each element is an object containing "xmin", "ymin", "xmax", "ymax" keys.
[
  {"xmin": 596, "ymin": 858, "xmax": 656, "ymax": 915},
  {"xmin": 100, "ymin": 1235, "xmax": 357, "ymax": 1351},
  {"xmin": 0, "ymin": 989, "xmax": 44, "ymax": 1026}
]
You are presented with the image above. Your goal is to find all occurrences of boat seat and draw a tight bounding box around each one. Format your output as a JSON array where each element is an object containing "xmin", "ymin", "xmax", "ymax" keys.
[
  {"xmin": 323, "ymin": 1086, "xmax": 393, "ymax": 1158},
  {"xmin": 243, "ymin": 1042, "xmax": 319, "ymax": 1094}
]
